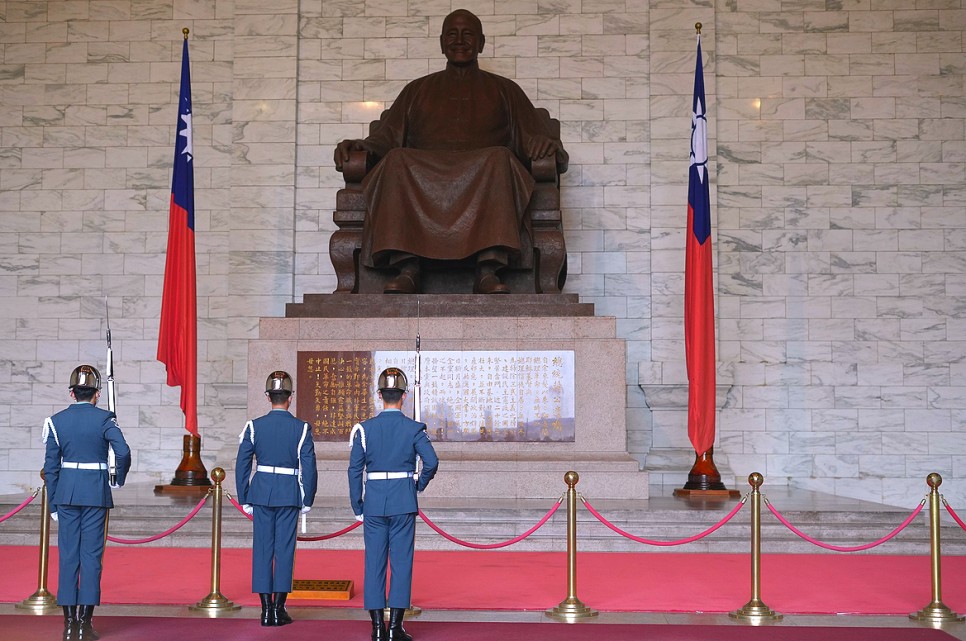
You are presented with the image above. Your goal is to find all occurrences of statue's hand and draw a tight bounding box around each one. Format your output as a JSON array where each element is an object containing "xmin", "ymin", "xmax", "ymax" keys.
[
  {"xmin": 334, "ymin": 139, "xmax": 367, "ymax": 171},
  {"xmin": 526, "ymin": 135, "xmax": 561, "ymax": 161}
]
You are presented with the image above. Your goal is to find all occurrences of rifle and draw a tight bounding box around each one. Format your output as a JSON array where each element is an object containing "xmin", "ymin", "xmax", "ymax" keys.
[
  {"xmin": 413, "ymin": 300, "xmax": 421, "ymax": 423},
  {"xmin": 105, "ymin": 297, "xmax": 118, "ymax": 486},
  {"xmin": 413, "ymin": 301, "xmax": 423, "ymax": 480}
]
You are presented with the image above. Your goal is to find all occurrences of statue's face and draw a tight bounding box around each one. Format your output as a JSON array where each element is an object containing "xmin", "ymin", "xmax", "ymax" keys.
[{"xmin": 440, "ymin": 11, "xmax": 484, "ymax": 65}]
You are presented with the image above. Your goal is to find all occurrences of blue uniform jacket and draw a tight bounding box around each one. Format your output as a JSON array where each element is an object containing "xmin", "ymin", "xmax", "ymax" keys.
[
  {"xmin": 236, "ymin": 409, "xmax": 318, "ymax": 508},
  {"xmin": 348, "ymin": 409, "xmax": 439, "ymax": 517},
  {"xmin": 43, "ymin": 402, "xmax": 132, "ymax": 512}
]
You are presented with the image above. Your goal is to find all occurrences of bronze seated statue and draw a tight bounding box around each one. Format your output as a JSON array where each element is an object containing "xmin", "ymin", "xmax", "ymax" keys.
[{"xmin": 331, "ymin": 9, "xmax": 568, "ymax": 296}]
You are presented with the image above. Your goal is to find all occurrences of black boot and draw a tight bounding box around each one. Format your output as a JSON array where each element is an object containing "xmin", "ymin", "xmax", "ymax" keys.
[
  {"xmin": 387, "ymin": 607, "xmax": 412, "ymax": 641},
  {"xmin": 259, "ymin": 593, "xmax": 275, "ymax": 626},
  {"xmin": 273, "ymin": 592, "xmax": 293, "ymax": 626},
  {"xmin": 76, "ymin": 606, "xmax": 98, "ymax": 641},
  {"xmin": 369, "ymin": 609, "xmax": 387, "ymax": 641},
  {"xmin": 62, "ymin": 606, "xmax": 78, "ymax": 641}
]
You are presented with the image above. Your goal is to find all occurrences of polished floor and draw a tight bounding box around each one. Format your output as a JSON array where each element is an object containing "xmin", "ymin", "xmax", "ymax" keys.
[{"xmin": 3, "ymin": 603, "xmax": 966, "ymax": 639}]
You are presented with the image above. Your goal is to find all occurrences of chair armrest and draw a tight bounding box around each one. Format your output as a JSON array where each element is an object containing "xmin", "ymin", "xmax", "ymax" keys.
[
  {"xmin": 531, "ymin": 156, "xmax": 557, "ymax": 182},
  {"xmin": 343, "ymin": 150, "xmax": 369, "ymax": 183}
]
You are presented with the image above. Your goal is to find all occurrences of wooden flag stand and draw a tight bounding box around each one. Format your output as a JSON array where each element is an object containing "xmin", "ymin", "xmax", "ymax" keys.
[
  {"xmin": 673, "ymin": 447, "xmax": 740, "ymax": 499},
  {"xmin": 155, "ymin": 434, "xmax": 212, "ymax": 495}
]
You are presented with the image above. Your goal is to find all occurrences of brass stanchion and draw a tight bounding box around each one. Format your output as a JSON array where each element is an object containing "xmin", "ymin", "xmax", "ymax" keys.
[
  {"xmin": 730, "ymin": 472, "xmax": 782, "ymax": 622},
  {"xmin": 17, "ymin": 470, "xmax": 58, "ymax": 612},
  {"xmin": 546, "ymin": 471, "xmax": 598, "ymax": 622},
  {"xmin": 910, "ymin": 472, "xmax": 963, "ymax": 623},
  {"xmin": 190, "ymin": 467, "xmax": 240, "ymax": 613}
]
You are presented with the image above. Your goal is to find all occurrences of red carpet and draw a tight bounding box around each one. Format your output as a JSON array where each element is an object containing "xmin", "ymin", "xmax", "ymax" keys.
[
  {"xmin": 2, "ymin": 546, "xmax": 965, "ymax": 615},
  {"xmin": 0, "ymin": 616, "xmax": 958, "ymax": 641}
]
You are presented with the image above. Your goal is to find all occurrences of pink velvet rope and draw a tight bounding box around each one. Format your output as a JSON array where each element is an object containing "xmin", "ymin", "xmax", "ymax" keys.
[
  {"xmin": 418, "ymin": 498, "xmax": 563, "ymax": 550},
  {"xmin": 227, "ymin": 495, "xmax": 254, "ymax": 522},
  {"xmin": 765, "ymin": 498, "xmax": 925, "ymax": 552},
  {"xmin": 0, "ymin": 490, "xmax": 38, "ymax": 524},
  {"xmin": 297, "ymin": 521, "xmax": 362, "ymax": 541},
  {"xmin": 106, "ymin": 494, "xmax": 209, "ymax": 544},
  {"xmin": 581, "ymin": 495, "xmax": 747, "ymax": 546},
  {"xmin": 942, "ymin": 499, "xmax": 966, "ymax": 532},
  {"xmin": 227, "ymin": 494, "xmax": 363, "ymax": 541}
]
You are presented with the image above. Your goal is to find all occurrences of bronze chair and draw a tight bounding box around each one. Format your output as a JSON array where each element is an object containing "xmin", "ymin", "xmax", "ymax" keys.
[{"xmin": 330, "ymin": 108, "xmax": 567, "ymax": 295}]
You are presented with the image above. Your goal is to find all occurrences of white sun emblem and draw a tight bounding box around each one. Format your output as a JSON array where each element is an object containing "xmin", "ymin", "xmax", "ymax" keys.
[
  {"xmin": 179, "ymin": 112, "xmax": 193, "ymax": 162},
  {"xmin": 690, "ymin": 104, "xmax": 707, "ymax": 184}
]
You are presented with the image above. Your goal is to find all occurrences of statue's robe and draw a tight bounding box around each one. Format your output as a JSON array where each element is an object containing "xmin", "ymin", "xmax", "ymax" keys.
[{"xmin": 357, "ymin": 61, "xmax": 567, "ymax": 268}]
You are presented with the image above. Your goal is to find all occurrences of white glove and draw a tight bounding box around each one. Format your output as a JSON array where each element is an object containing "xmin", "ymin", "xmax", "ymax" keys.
[
  {"xmin": 242, "ymin": 504, "xmax": 254, "ymax": 516},
  {"xmin": 300, "ymin": 505, "xmax": 311, "ymax": 515},
  {"xmin": 354, "ymin": 514, "xmax": 364, "ymax": 522},
  {"xmin": 50, "ymin": 512, "xmax": 58, "ymax": 522}
]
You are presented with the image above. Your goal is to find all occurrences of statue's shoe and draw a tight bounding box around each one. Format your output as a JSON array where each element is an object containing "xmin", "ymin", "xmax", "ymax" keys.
[
  {"xmin": 384, "ymin": 272, "xmax": 419, "ymax": 294},
  {"xmin": 474, "ymin": 273, "xmax": 511, "ymax": 294}
]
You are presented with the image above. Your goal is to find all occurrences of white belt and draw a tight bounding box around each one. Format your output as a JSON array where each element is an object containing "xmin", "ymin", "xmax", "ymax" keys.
[
  {"xmin": 62, "ymin": 462, "xmax": 107, "ymax": 470},
  {"xmin": 367, "ymin": 471, "xmax": 414, "ymax": 480},
  {"xmin": 256, "ymin": 465, "xmax": 297, "ymax": 476}
]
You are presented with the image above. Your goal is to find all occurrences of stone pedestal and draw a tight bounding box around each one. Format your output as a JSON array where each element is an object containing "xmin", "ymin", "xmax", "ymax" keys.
[{"xmin": 249, "ymin": 311, "xmax": 647, "ymax": 500}]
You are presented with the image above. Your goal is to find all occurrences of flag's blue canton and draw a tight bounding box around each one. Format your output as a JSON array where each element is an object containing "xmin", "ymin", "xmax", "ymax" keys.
[
  {"xmin": 172, "ymin": 38, "xmax": 194, "ymax": 230},
  {"xmin": 689, "ymin": 39, "xmax": 711, "ymax": 245}
]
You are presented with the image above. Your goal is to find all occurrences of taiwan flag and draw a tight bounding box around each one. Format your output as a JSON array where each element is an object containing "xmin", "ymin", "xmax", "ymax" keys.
[
  {"xmin": 157, "ymin": 34, "xmax": 198, "ymax": 436},
  {"xmin": 685, "ymin": 34, "xmax": 715, "ymax": 456}
]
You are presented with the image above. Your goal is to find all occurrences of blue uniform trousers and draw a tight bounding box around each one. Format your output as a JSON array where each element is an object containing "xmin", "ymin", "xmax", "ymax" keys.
[
  {"xmin": 363, "ymin": 512, "xmax": 415, "ymax": 610},
  {"xmin": 56, "ymin": 505, "xmax": 108, "ymax": 605},
  {"xmin": 252, "ymin": 505, "xmax": 298, "ymax": 593}
]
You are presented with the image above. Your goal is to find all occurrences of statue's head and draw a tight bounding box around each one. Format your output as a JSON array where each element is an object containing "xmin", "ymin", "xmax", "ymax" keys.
[{"xmin": 440, "ymin": 9, "xmax": 485, "ymax": 66}]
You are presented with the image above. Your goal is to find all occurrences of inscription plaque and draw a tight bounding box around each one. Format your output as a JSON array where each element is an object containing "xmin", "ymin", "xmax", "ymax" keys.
[{"xmin": 297, "ymin": 350, "xmax": 575, "ymax": 443}]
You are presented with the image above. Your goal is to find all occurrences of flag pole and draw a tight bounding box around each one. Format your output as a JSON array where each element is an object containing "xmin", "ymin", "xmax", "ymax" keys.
[
  {"xmin": 674, "ymin": 22, "xmax": 738, "ymax": 500},
  {"xmin": 156, "ymin": 27, "xmax": 210, "ymax": 495}
]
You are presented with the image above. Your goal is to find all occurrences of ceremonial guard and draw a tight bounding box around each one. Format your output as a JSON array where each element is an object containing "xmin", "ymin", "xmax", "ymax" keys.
[
  {"xmin": 43, "ymin": 365, "xmax": 132, "ymax": 640},
  {"xmin": 348, "ymin": 368, "xmax": 439, "ymax": 641},
  {"xmin": 236, "ymin": 371, "xmax": 318, "ymax": 627}
]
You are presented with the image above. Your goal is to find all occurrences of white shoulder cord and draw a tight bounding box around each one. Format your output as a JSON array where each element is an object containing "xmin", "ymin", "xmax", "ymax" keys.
[
  {"xmin": 238, "ymin": 420, "xmax": 254, "ymax": 444},
  {"xmin": 42, "ymin": 417, "xmax": 60, "ymax": 447},
  {"xmin": 349, "ymin": 422, "xmax": 367, "ymax": 501},
  {"xmin": 349, "ymin": 422, "xmax": 366, "ymax": 451}
]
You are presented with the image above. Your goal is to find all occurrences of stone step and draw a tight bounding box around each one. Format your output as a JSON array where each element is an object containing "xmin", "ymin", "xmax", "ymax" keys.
[{"xmin": 312, "ymin": 453, "xmax": 650, "ymax": 501}]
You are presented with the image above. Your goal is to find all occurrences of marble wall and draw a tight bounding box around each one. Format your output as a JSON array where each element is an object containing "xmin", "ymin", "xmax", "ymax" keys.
[{"xmin": 0, "ymin": 0, "xmax": 963, "ymax": 508}]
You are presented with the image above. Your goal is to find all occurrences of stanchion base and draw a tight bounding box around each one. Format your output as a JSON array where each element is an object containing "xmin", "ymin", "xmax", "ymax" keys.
[
  {"xmin": 730, "ymin": 599, "xmax": 783, "ymax": 622},
  {"xmin": 16, "ymin": 590, "xmax": 58, "ymax": 613},
  {"xmin": 189, "ymin": 592, "xmax": 242, "ymax": 615},
  {"xmin": 545, "ymin": 597, "xmax": 599, "ymax": 623},
  {"xmin": 380, "ymin": 605, "xmax": 422, "ymax": 620},
  {"xmin": 910, "ymin": 602, "xmax": 965, "ymax": 623}
]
